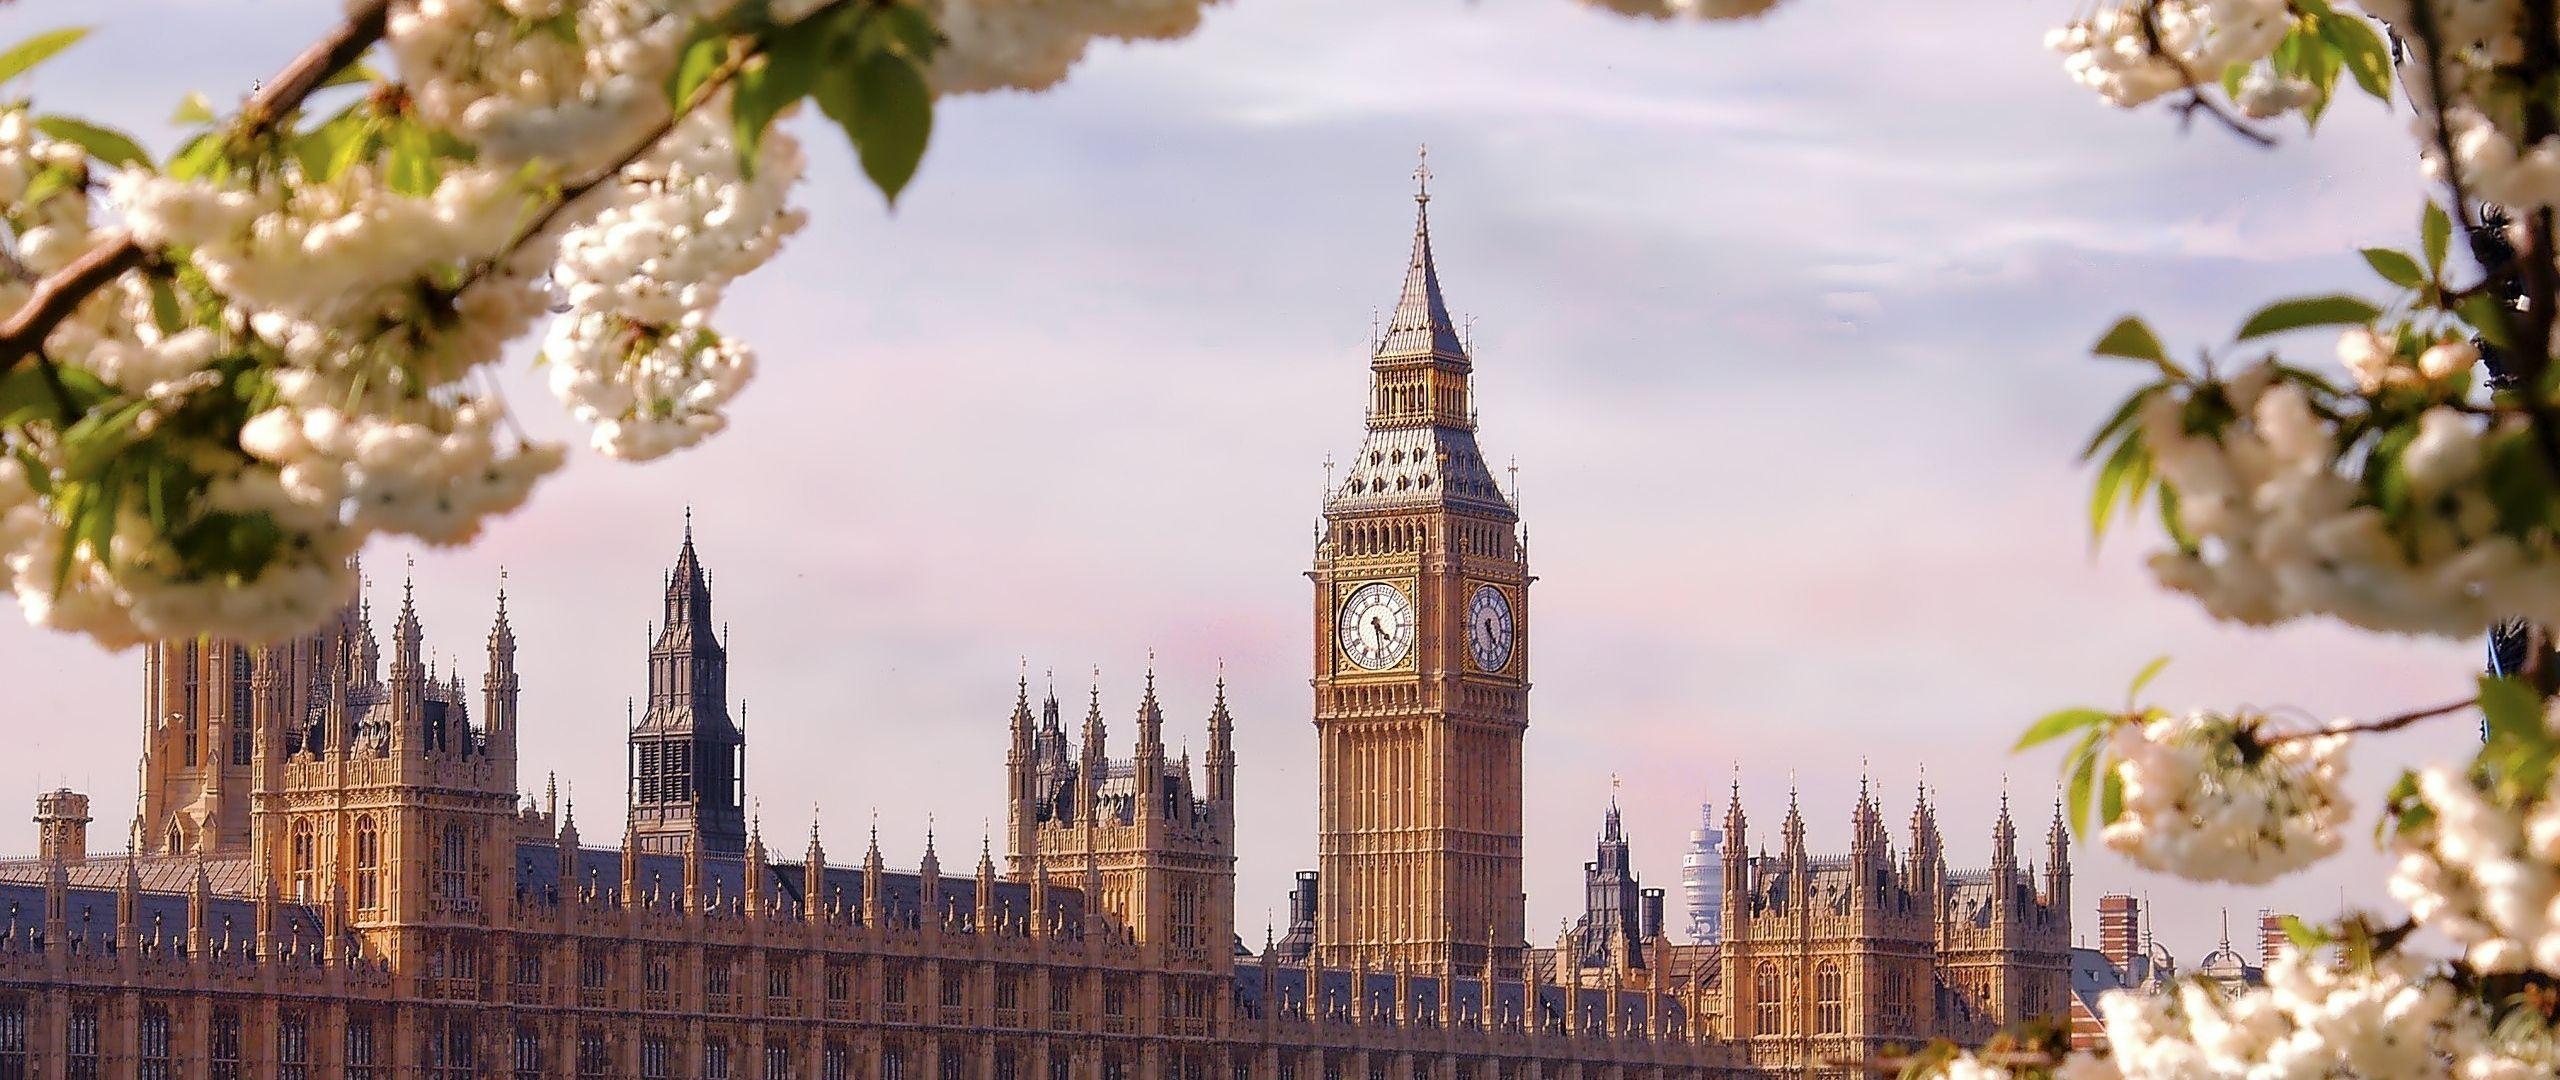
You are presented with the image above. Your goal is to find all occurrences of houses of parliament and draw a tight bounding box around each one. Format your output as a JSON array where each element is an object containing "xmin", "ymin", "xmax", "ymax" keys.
[{"xmin": 0, "ymin": 181, "xmax": 2069, "ymax": 1078}]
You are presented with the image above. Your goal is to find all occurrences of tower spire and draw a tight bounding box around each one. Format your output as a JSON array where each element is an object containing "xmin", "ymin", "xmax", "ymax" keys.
[{"xmin": 1375, "ymin": 151, "xmax": 1467, "ymax": 365}]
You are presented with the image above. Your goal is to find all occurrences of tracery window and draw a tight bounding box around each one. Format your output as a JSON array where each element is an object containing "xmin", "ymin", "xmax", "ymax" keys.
[
  {"xmin": 354, "ymin": 816, "xmax": 381, "ymax": 909},
  {"xmin": 429, "ymin": 1011, "xmax": 475, "ymax": 1079},
  {"xmin": 278, "ymin": 1013, "xmax": 311, "ymax": 1080},
  {"xmin": 439, "ymin": 822, "xmax": 473, "ymax": 904},
  {"xmin": 641, "ymin": 1035, "xmax": 676, "ymax": 1080},
  {"xmin": 514, "ymin": 1026, "xmax": 546, "ymax": 1080},
  {"xmin": 1753, "ymin": 961, "xmax": 1781, "ymax": 1036},
  {"xmin": 824, "ymin": 1044, "xmax": 851, "ymax": 1080},
  {"xmin": 139, "ymin": 1003, "xmax": 173, "ymax": 1080},
  {"xmin": 210, "ymin": 1007, "xmax": 244, "ymax": 1080},
  {"xmin": 0, "ymin": 996, "xmax": 23, "ymax": 1080},
  {"xmin": 289, "ymin": 821, "xmax": 316, "ymax": 902},
  {"xmin": 1816, "ymin": 961, "xmax": 1845, "ymax": 1035},
  {"xmin": 345, "ymin": 1016, "xmax": 380, "ymax": 1080},
  {"xmin": 577, "ymin": 1028, "xmax": 609, "ymax": 1079},
  {"xmin": 940, "ymin": 965, "xmax": 963, "ymax": 1007},
  {"xmin": 706, "ymin": 1039, "xmax": 732, "ymax": 1080},
  {"xmin": 764, "ymin": 1043, "xmax": 793, "ymax": 1080},
  {"xmin": 65, "ymin": 1002, "xmax": 99, "ymax": 1080}
]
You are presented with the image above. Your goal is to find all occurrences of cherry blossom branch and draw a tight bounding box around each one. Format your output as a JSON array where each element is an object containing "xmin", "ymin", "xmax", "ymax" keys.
[
  {"xmin": 449, "ymin": 0, "xmax": 868, "ymax": 301},
  {"xmin": 2137, "ymin": 0, "xmax": 2275, "ymax": 148},
  {"xmin": 0, "ymin": 0, "xmax": 392, "ymax": 367},
  {"xmin": 2265, "ymin": 697, "xmax": 2478, "ymax": 743}
]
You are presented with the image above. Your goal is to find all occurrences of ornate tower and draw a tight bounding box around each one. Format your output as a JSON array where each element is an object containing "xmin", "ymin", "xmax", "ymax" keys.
[
  {"xmin": 629, "ymin": 518, "xmax": 748, "ymax": 855},
  {"xmin": 1311, "ymin": 163, "xmax": 1528, "ymax": 975}
]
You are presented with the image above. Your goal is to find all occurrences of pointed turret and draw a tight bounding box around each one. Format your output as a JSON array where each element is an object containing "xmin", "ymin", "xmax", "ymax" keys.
[
  {"xmin": 1078, "ymin": 673, "xmax": 1106, "ymax": 821},
  {"xmin": 1782, "ymin": 779, "xmax": 1807, "ymax": 864},
  {"xmin": 1134, "ymin": 663, "xmax": 1166, "ymax": 816},
  {"xmin": 1205, "ymin": 665, "xmax": 1236, "ymax": 813},
  {"xmin": 630, "ymin": 515, "xmax": 747, "ymax": 856},
  {"xmin": 804, "ymin": 813, "xmax": 827, "ymax": 924},
  {"xmin": 862, "ymin": 815, "xmax": 884, "ymax": 927},
  {"xmin": 742, "ymin": 819, "xmax": 766, "ymax": 918},
  {"xmin": 975, "ymin": 833, "xmax": 997, "ymax": 931},
  {"xmin": 2046, "ymin": 796, "xmax": 2072, "ymax": 911},
  {"xmin": 484, "ymin": 570, "xmax": 520, "ymax": 763},
  {"xmin": 1991, "ymin": 786, "xmax": 2019, "ymax": 874}
]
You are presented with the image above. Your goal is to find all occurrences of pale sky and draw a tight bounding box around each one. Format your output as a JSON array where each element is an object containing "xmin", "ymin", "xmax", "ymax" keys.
[{"xmin": 0, "ymin": 0, "xmax": 2481, "ymax": 967}]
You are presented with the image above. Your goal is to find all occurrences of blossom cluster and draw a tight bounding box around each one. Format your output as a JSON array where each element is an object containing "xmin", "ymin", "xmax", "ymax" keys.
[
  {"xmin": 2388, "ymin": 765, "xmax": 2560, "ymax": 974},
  {"xmin": 2094, "ymin": 951, "xmax": 2524, "ymax": 1078},
  {"xmin": 2136, "ymin": 349, "xmax": 2560, "ymax": 638},
  {"xmin": 2046, "ymin": 0, "xmax": 2292, "ymax": 110},
  {"xmin": 2099, "ymin": 709, "xmax": 2350, "ymax": 884},
  {"xmin": 543, "ymin": 97, "xmax": 803, "ymax": 460}
]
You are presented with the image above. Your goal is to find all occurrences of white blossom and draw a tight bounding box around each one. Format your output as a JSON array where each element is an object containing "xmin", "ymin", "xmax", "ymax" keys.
[
  {"xmin": 2100, "ymin": 710, "xmax": 2350, "ymax": 884},
  {"xmin": 2047, "ymin": 0, "xmax": 2291, "ymax": 109}
]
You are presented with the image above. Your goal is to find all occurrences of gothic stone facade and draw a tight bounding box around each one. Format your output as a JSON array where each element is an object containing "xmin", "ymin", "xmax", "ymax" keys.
[{"xmin": 0, "ymin": 189, "xmax": 2062, "ymax": 1080}]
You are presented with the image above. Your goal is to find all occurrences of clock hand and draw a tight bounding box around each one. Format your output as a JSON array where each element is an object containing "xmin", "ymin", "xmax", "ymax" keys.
[{"xmin": 1370, "ymin": 615, "xmax": 1388, "ymax": 647}]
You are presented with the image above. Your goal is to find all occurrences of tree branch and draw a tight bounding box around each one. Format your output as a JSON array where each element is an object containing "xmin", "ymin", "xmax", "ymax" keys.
[
  {"xmin": 2138, "ymin": 0, "xmax": 2276, "ymax": 149},
  {"xmin": 2266, "ymin": 697, "xmax": 2477, "ymax": 743},
  {"xmin": 0, "ymin": 0, "xmax": 392, "ymax": 368}
]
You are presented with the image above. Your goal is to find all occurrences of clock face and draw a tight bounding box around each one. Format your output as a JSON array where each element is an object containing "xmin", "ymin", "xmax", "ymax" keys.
[
  {"xmin": 1336, "ymin": 582, "xmax": 1417, "ymax": 671},
  {"xmin": 1468, "ymin": 585, "xmax": 1514, "ymax": 672}
]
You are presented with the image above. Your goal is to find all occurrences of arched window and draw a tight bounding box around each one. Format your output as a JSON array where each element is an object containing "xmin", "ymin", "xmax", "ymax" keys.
[
  {"xmin": 1816, "ymin": 961, "xmax": 1844, "ymax": 1034},
  {"xmin": 1753, "ymin": 962, "xmax": 1780, "ymax": 1036},
  {"xmin": 354, "ymin": 818, "xmax": 381, "ymax": 910},
  {"xmin": 289, "ymin": 822, "xmax": 316, "ymax": 902}
]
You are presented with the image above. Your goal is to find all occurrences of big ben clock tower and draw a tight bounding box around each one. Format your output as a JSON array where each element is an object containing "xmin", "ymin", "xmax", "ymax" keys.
[{"xmin": 1312, "ymin": 161, "xmax": 1528, "ymax": 976}]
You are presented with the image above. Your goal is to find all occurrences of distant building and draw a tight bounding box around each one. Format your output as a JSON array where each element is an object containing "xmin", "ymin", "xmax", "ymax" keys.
[
  {"xmin": 1685, "ymin": 797, "xmax": 1726, "ymax": 944},
  {"xmin": 2068, "ymin": 896, "xmax": 2289, "ymax": 1051}
]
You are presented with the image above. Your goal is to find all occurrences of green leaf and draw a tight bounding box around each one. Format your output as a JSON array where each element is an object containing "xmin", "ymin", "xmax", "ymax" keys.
[
  {"xmin": 2279, "ymin": 914, "xmax": 2330, "ymax": 952},
  {"xmin": 58, "ymin": 400, "xmax": 150, "ymax": 481},
  {"xmin": 2090, "ymin": 426, "xmax": 2149, "ymax": 540},
  {"xmin": 2321, "ymin": 12, "xmax": 2392, "ymax": 102},
  {"xmin": 166, "ymin": 131, "xmax": 226, "ymax": 182},
  {"xmin": 822, "ymin": 49, "xmax": 934, "ymax": 205},
  {"xmin": 667, "ymin": 30, "xmax": 733, "ymax": 110},
  {"xmin": 2126, "ymin": 656, "xmax": 2171, "ymax": 703},
  {"xmin": 2097, "ymin": 765, "xmax": 2125, "ymax": 828},
  {"xmin": 19, "ymin": 164, "xmax": 75, "ymax": 207},
  {"xmin": 2423, "ymin": 203, "xmax": 2452, "ymax": 274},
  {"xmin": 2481, "ymin": 428, "xmax": 2553, "ymax": 536},
  {"xmin": 2066, "ymin": 741, "xmax": 2097, "ymax": 838},
  {"xmin": 318, "ymin": 60, "xmax": 380, "ymax": 90},
  {"xmin": 2156, "ymin": 480, "xmax": 2195, "ymax": 554},
  {"xmin": 2478, "ymin": 674, "xmax": 2546, "ymax": 749},
  {"xmin": 34, "ymin": 115, "xmax": 151, "ymax": 171},
  {"xmin": 170, "ymin": 91, "xmax": 216, "ymax": 127},
  {"xmin": 730, "ymin": 23, "xmax": 831, "ymax": 175},
  {"xmin": 0, "ymin": 367, "xmax": 52, "ymax": 427},
  {"xmin": 2015, "ymin": 707, "xmax": 2111, "ymax": 752},
  {"xmin": 0, "ymin": 27, "xmax": 89, "ymax": 86},
  {"xmin": 2459, "ymin": 292, "xmax": 2517, "ymax": 352},
  {"xmin": 2361, "ymin": 248, "xmax": 2425, "ymax": 289},
  {"xmin": 863, "ymin": 3, "xmax": 943, "ymax": 62},
  {"xmin": 2235, "ymin": 295, "xmax": 2382, "ymax": 340},
  {"xmin": 148, "ymin": 276, "xmax": 183, "ymax": 336},
  {"xmin": 2091, "ymin": 316, "xmax": 2182, "ymax": 377},
  {"xmin": 2079, "ymin": 383, "xmax": 2164, "ymax": 462},
  {"xmin": 384, "ymin": 120, "xmax": 437, "ymax": 196}
]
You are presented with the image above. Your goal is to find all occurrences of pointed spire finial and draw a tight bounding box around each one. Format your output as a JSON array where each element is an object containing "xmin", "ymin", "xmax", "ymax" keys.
[{"xmin": 1413, "ymin": 142, "xmax": 1431, "ymax": 205}]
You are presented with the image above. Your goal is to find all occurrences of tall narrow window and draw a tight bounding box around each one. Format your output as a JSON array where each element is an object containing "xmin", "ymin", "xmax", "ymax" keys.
[
  {"xmin": 705, "ymin": 1040, "xmax": 732, "ymax": 1080},
  {"xmin": 1816, "ymin": 961, "xmax": 1845, "ymax": 1035},
  {"xmin": 764, "ymin": 1043, "xmax": 792, "ymax": 1080},
  {"xmin": 440, "ymin": 823, "xmax": 471, "ymax": 904},
  {"xmin": 139, "ymin": 1004, "xmax": 174, "ymax": 1080},
  {"xmin": 290, "ymin": 821, "xmax": 317, "ymax": 902},
  {"xmin": 641, "ymin": 1036, "xmax": 674, "ymax": 1080},
  {"xmin": 1753, "ymin": 962, "xmax": 1781, "ymax": 1037},
  {"xmin": 65, "ymin": 1003, "xmax": 99, "ymax": 1080},
  {"xmin": 513, "ymin": 1026, "xmax": 546, "ymax": 1080},
  {"xmin": 355, "ymin": 817, "xmax": 381, "ymax": 910},
  {"xmin": 0, "ymin": 997, "xmax": 25, "ymax": 1080},
  {"xmin": 278, "ymin": 1013, "xmax": 311, "ymax": 1080},
  {"xmin": 210, "ymin": 1007, "xmax": 244, "ymax": 1080},
  {"xmin": 346, "ymin": 1017, "xmax": 380, "ymax": 1080}
]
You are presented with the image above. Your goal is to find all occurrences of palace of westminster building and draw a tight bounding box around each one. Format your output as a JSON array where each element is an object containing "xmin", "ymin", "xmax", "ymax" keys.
[{"xmin": 0, "ymin": 184, "xmax": 2070, "ymax": 1079}]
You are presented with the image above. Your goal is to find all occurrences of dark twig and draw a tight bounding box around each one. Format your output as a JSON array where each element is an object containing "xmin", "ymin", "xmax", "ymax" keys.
[
  {"xmin": 2266, "ymin": 697, "xmax": 2478, "ymax": 743},
  {"xmin": 0, "ymin": 0, "xmax": 392, "ymax": 369},
  {"xmin": 2139, "ymin": 1, "xmax": 2277, "ymax": 148}
]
